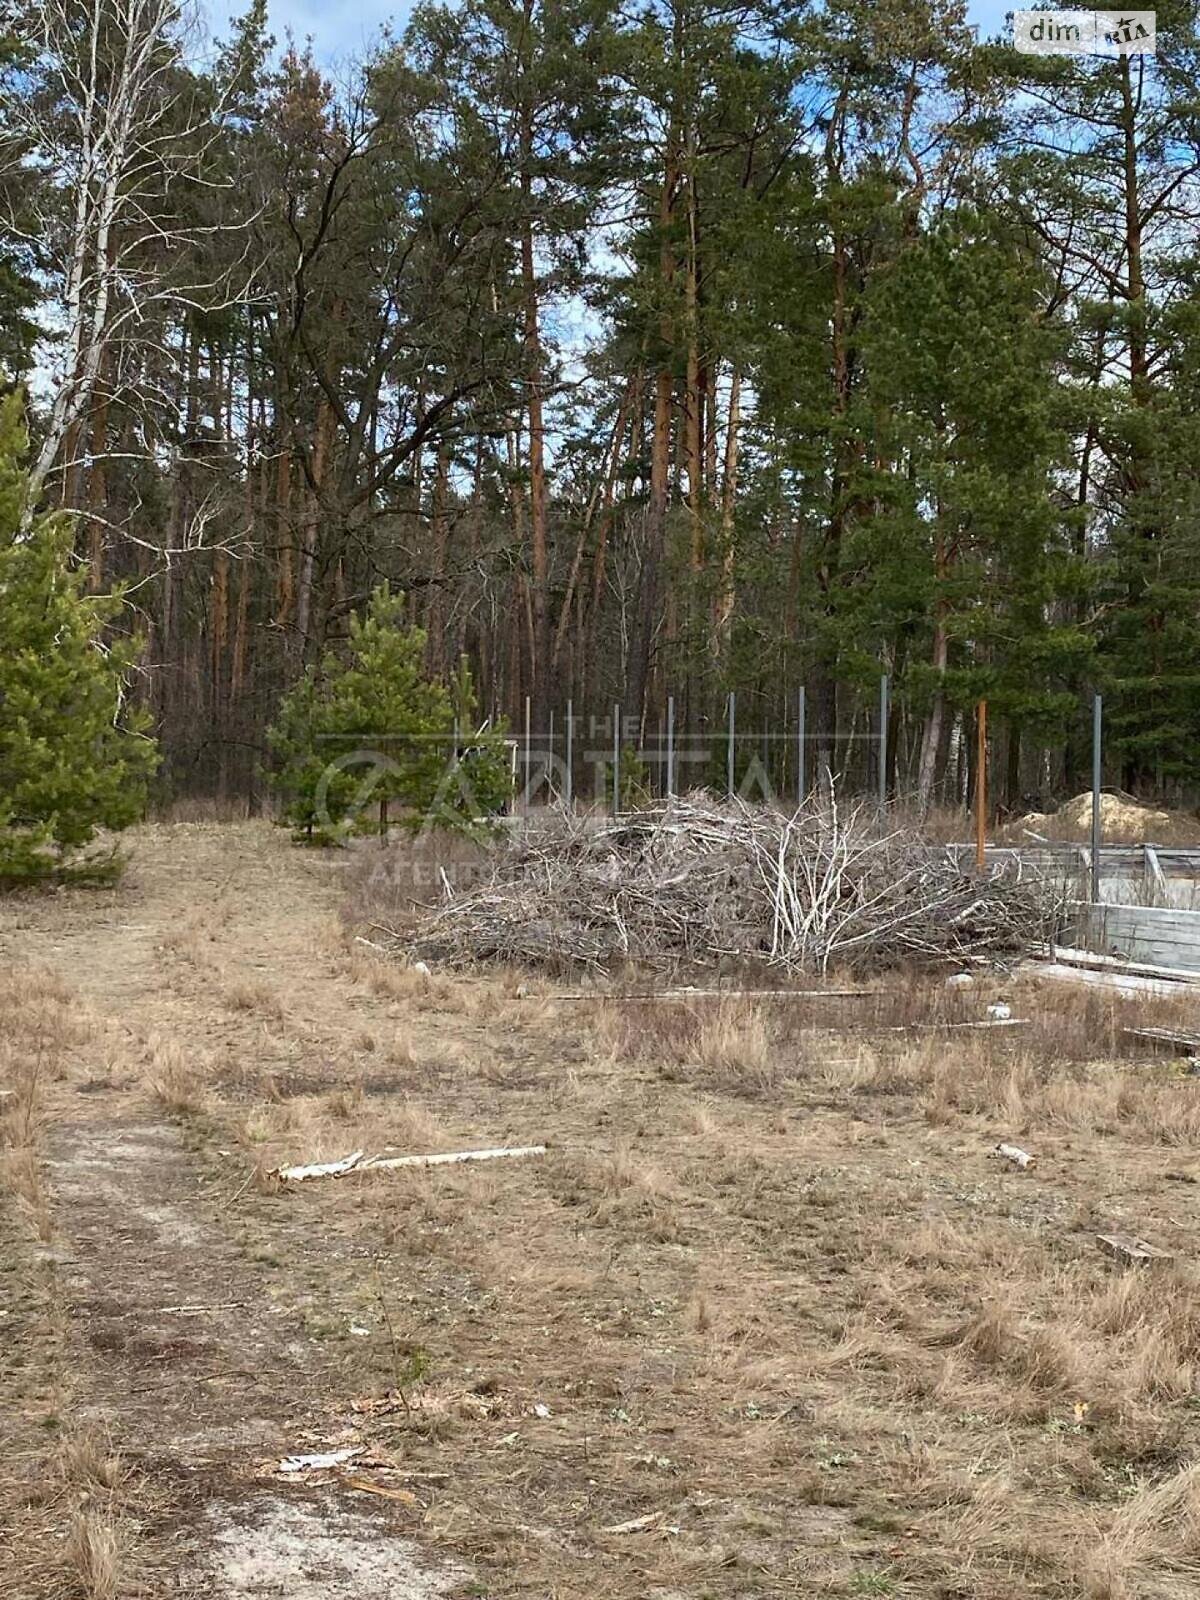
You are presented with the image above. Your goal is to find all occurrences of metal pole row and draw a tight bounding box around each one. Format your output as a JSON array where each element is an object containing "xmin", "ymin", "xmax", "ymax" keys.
[{"xmin": 523, "ymin": 670, "xmax": 987, "ymax": 815}]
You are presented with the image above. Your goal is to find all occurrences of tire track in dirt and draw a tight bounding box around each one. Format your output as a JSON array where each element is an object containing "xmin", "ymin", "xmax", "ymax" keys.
[{"xmin": 0, "ymin": 823, "xmax": 470, "ymax": 1598}]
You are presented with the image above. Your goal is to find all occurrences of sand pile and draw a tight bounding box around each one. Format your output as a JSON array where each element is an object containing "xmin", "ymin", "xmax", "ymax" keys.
[{"xmin": 1019, "ymin": 791, "xmax": 1179, "ymax": 845}]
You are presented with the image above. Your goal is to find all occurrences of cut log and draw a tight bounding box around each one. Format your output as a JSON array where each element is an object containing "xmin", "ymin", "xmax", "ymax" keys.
[
  {"xmin": 1097, "ymin": 1232, "xmax": 1172, "ymax": 1265},
  {"xmin": 364, "ymin": 1145, "xmax": 546, "ymax": 1173},
  {"xmin": 273, "ymin": 1151, "xmax": 365, "ymax": 1182}
]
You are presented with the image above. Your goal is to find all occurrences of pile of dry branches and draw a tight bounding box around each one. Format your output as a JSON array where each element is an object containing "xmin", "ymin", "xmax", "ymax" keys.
[{"xmin": 400, "ymin": 798, "xmax": 1064, "ymax": 975}]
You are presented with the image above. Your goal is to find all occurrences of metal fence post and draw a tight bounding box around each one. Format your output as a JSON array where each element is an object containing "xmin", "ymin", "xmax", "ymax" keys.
[
  {"xmin": 612, "ymin": 702, "xmax": 620, "ymax": 818},
  {"xmin": 879, "ymin": 673, "xmax": 889, "ymax": 808},
  {"xmin": 1092, "ymin": 692, "xmax": 1102, "ymax": 904},
  {"xmin": 975, "ymin": 699, "xmax": 987, "ymax": 870},
  {"xmin": 524, "ymin": 694, "xmax": 532, "ymax": 815},
  {"xmin": 797, "ymin": 684, "xmax": 806, "ymax": 806},
  {"xmin": 666, "ymin": 694, "xmax": 675, "ymax": 801},
  {"xmin": 727, "ymin": 690, "xmax": 736, "ymax": 800},
  {"xmin": 565, "ymin": 698, "xmax": 573, "ymax": 809}
]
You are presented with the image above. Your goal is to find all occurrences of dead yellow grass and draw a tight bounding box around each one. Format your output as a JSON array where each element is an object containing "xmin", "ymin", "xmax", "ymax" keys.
[
  {"xmin": 14, "ymin": 824, "xmax": 1200, "ymax": 1600},
  {"xmin": 58, "ymin": 1430, "xmax": 125, "ymax": 1494},
  {"xmin": 147, "ymin": 1038, "xmax": 207, "ymax": 1118},
  {"xmin": 223, "ymin": 977, "xmax": 285, "ymax": 1020},
  {"xmin": 0, "ymin": 964, "xmax": 84, "ymax": 1242},
  {"xmin": 64, "ymin": 1507, "xmax": 122, "ymax": 1600},
  {"xmin": 0, "ymin": 965, "xmax": 139, "ymax": 1600}
]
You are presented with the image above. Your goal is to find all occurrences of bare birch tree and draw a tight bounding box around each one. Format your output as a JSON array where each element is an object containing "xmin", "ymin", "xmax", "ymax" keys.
[{"xmin": 7, "ymin": 0, "xmax": 249, "ymax": 519}]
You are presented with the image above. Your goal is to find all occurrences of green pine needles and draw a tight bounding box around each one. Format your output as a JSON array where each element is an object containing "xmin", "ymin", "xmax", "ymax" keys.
[
  {"xmin": 266, "ymin": 584, "xmax": 511, "ymax": 844},
  {"xmin": 0, "ymin": 394, "xmax": 158, "ymax": 885}
]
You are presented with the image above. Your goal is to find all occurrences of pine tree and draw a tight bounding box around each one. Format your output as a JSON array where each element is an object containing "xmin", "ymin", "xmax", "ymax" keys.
[
  {"xmin": 267, "ymin": 586, "xmax": 512, "ymax": 842},
  {"xmin": 0, "ymin": 394, "xmax": 157, "ymax": 882},
  {"xmin": 857, "ymin": 212, "xmax": 1089, "ymax": 808}
]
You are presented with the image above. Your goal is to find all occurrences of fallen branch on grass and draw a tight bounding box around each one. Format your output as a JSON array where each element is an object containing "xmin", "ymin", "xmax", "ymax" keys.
[
  {"xmin": 393, "ymin": 797, "xmax": 1063, "ymax": 976},
  {"xmin": 270, "ymin": 1144, "xmax": 547, "ymax": 1183},
  {"xmin": 278, "ymin": 1447, "xmax": 364, "ymax": 1474},
  {"xmin": 272, "ymin": 1151, "xmax": 365, "ymax": 1182},
  {"xmin": 601, "ymin": 1511, "xmax": 665, "ymax": 1535}
]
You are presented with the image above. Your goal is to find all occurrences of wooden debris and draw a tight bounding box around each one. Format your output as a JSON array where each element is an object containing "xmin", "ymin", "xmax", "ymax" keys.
[
  {"xmin": 1097, "ymin": 1232, "xmax": 1173, "ymax": 1265},
  {"xmin": 366, "ymin": 1144, "xmax": 546, "ymax": 1173},
  {"xmin": 1076, "ymin": 902, "xmax": 1200, "ymax": 977},
  {"xmin": 880, "ymin": 1017, "xmax": 1027, "ymax": 1035},
  {"xmin": 993, "ymin": 1142, "xmax": 1035, "ymax": 1170},
  {"xmin": 601, "ymin": 1511, "xmax": 664, "ymax": 1535},
  {"xmin": 278, "ymin": 1446, "xmax": 364, "ymax": 1475},
  {"xmin": 1049, "ymin": 944, "xmax": 1200, "ymax": 985},
  {"xmin": 1145, "ymin": 844, "xmax": 1168, "ymax": 898},
  {"xmin": 1123, "ymin": 1025, "xmax": 1200, "ymax": 1056},
  {"xmin": 1021, "ymin": 961, "xmax": 1194, "ymax": 1000},
  {"xmin": 271, "ymin": 1145, "xmax": 546, "ymax": 1183},
  {"xmin": 343, "ymin": 1477, "xmax": 419, "ymax": 1504},
  {"xmin": 393, "ymin": 799, "xmax": 1061, "ymax": 975},
  {"xmin": 272, "ymin": 1151, "xmax": 365, "ymax": 1183}
]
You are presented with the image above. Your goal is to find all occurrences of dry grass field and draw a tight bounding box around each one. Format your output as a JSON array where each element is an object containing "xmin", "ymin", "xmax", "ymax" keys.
[{"xmin": 5, "ymin": 822, "xmax": 1200, "ymax": 1598}]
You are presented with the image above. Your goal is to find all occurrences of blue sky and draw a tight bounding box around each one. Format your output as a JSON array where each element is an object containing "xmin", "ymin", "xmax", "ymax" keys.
[{"xmin": 219, "ymin": 0, "xmax": 1015, "ymax": 64}]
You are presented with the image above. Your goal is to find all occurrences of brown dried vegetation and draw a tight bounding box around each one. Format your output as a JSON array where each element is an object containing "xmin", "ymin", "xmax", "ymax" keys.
[{"xmin": 9, "ymin": 824, "xmax": 1200, "ymax": 1600}]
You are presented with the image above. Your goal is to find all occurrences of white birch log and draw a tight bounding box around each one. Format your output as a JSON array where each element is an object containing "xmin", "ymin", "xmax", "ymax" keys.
[
  {"xmin": 993, "ymin": 1142, "xmax": 1035, "ymax": 1170},
  {"xmin": 271, "ymin": 1145, "xmax": 546, "ymax": 1183}
]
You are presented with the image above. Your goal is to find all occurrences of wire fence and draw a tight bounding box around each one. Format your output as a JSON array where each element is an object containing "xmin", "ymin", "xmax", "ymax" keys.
[
  {"xmin": 511, "ymin": 686, "xmax": 898, "ymax": 814},
  {"xmin": 506, "ymin": 685, "xmax": 1111, "ymax": 873}
]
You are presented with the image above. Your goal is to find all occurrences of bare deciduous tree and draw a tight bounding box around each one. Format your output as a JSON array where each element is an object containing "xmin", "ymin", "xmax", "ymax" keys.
[{"xmin": 8, "ymin": 0, "xmax": 250, "ymax": 518}]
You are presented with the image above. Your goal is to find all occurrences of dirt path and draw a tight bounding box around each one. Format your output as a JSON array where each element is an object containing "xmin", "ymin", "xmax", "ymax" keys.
[{"xmin": 0, "ymin": 823, "xmax": 474, "ymax": 1598}]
